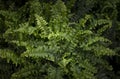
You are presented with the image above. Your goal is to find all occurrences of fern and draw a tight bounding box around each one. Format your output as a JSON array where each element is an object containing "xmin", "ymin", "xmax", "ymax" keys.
[{"xmin": 0, "ymin": 0, "xmax": 118, "ymax": 79}]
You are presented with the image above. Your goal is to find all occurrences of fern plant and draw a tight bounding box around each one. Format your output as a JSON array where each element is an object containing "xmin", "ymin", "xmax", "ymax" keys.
[{"xmin": 0, "ymin": 0, "xmax": 116, "ymax": 79}]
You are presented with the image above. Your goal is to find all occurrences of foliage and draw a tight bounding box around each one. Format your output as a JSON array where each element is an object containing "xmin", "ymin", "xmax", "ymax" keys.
[{"xmin": 0, "ymin": 0, "xmax": 120, "ymax": 79}]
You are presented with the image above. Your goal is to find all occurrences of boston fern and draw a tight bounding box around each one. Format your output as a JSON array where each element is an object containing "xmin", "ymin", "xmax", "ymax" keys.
[{"xmin": 0, "ymin": 0, "xmax": 116, "ymax": 79}]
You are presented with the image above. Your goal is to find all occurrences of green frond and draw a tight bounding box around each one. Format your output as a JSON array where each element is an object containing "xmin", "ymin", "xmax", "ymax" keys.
[
  {"xmin": 0, "ymin": 49, "xmax": 22, "ymax": 65},
  {"xmin": 21, "ymin": 46, "xmax": 55, "ymax": 61}
]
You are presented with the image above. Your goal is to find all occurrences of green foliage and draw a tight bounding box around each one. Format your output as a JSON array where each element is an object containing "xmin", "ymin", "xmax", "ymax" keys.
[{"xmin": 0, "ymin": 0, "xmax": 119, "ymax": 79}]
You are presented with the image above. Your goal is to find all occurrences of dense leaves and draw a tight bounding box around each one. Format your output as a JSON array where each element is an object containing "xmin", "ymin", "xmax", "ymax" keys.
[{"xmin": 0, "ymin": 0, "xmax": 120, "ymax": 79}]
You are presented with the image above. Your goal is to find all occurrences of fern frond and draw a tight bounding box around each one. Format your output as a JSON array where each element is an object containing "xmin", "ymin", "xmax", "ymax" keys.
[{"xmin": 0, "ymin": 49, "xmax": 22, "ymax": 65}]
